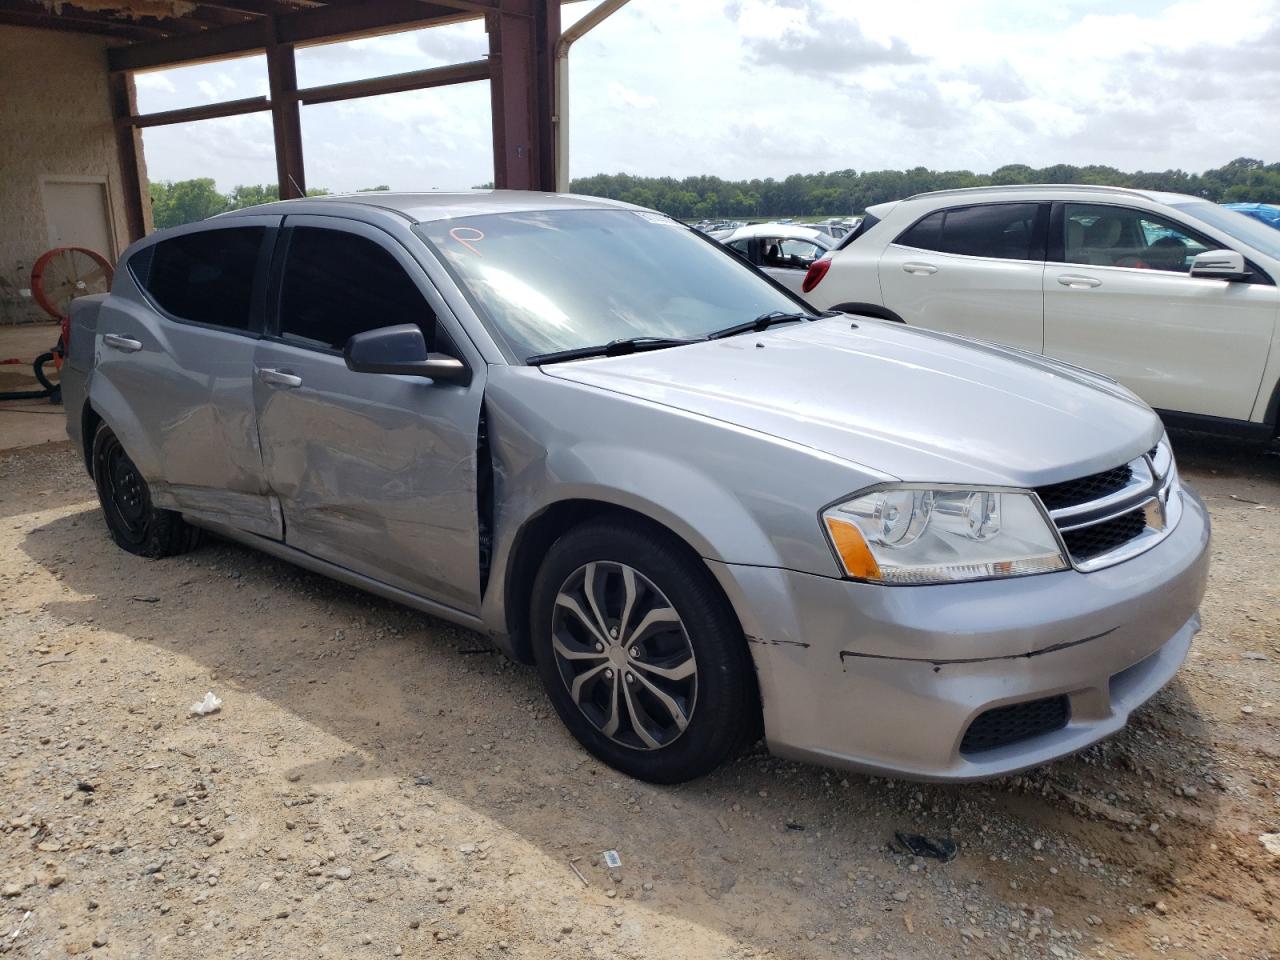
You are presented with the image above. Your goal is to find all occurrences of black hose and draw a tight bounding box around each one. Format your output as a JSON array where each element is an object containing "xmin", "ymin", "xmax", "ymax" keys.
[{"xmin": 0, "ymin": 352, "xmax": 60, "ymax": 403}]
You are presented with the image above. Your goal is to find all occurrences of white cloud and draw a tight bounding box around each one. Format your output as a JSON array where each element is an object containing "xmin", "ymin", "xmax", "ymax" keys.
[
  {"xmin": 607, "ymin": 81, "xmax": 657, "ymax": 110},
  {"xmin": 131, "ymin": 1, "xmax": 1280, "ymax": 193},
  {"xmin": 134, "ymin": 73, "xmax": 176, "ymax": 94}
]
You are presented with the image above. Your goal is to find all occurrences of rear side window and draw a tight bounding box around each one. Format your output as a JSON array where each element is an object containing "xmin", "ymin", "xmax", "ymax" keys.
[
  {"xmin": 277, "ymin": 227, "xmax": 436, "ymax": 351},
  {"xmin": 131, "ymin": 227, "xmax": 264, "ymax": 330},
  {"xmin": 896, "ymin": 203, "xmax": 1043, "ymax": 261},
  {"xmin": 836, "ymin": 213, "xmax": 880, "ymax": 249}
]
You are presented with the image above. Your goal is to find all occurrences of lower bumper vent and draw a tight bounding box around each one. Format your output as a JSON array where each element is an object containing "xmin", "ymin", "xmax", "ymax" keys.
[{"xmin": 960, "ymin": 695, "xmax": 1070, "ymax": 754}]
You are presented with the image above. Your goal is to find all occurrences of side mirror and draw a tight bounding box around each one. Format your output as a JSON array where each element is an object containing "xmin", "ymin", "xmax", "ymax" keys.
[
  {"xmin": 1190, "ymin": 249, "xmax": 1251, "ymax": 282},
  {"xmin": 343, "ymin": 324, "xmax": 469, "ymax": 383}
]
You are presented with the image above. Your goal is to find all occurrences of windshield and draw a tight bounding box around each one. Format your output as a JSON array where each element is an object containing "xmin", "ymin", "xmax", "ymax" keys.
[
  {"xmin": 415, "ymin": 209, "xmax": 801, "ymax": 362},
  {"xmin": 1171, "ymin": 201, "xmax": 1280, "ymax": 261}
]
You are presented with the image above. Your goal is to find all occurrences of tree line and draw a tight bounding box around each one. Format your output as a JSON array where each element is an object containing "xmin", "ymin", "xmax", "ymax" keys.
[
  {"xmin": 148, "ymin": 157, "xmax": 1280, "ymax": 228},
  {"xmin": 148, "ymin": 180, "xmax": 388, "ymax": 229}
]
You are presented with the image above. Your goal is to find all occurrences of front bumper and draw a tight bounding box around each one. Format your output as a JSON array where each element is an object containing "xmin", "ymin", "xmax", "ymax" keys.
[{"xmin": 708, "ymin": 487, "xmax": 1211, "ymax": 781}]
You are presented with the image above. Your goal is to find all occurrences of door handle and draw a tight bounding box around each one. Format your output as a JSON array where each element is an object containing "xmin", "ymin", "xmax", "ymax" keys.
[
  {"xmin": 1057, "ymin": 274, "xmax": 1102, "ymax": 289},
  {"xmin": 902, "ymin": 262, "xmax": 938, "ymax": 276},
  {"xmin": 258, "ymin": 367, "xmax": 302, "ymax": 388},
  {"xmin": 103, "ymin": 334, "xmax": 142, "ymax": 353}
]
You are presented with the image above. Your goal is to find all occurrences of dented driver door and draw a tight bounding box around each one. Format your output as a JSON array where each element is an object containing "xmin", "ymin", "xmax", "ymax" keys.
[{"xmin": 252, "ymin": 216, "xmax": 485, "ymax": 615}]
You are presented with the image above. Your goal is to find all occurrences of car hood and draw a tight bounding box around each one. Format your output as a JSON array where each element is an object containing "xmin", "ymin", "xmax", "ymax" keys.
[{"xmin": 540, "ymin": 318, "xmax": 1163, "ymax": 487}]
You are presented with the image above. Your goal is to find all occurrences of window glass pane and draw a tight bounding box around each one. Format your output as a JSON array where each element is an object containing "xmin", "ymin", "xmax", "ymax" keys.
[
  {"xmin": 133, "ymin": 227, "xmax": 263, "ymax": 329},
  {"xmin": 415, "ymin": 210, "xmax": 799, "ymax": 362},
  {"xmin": 1064, "ymin": 204, "xmax": 1210, "ymax": 273},
  {"xmin": 278, "ymin": 228, "xmax": 435, "ymax": 350},
  {"xmin": 937, "ymin": 204, "xmax": 1040, "ymax": 260},
  {"xmin": 778, "ymin": 239, "xmax": 822, "ymax": 262},
  {"xmin": 1170, "ymin": 201, "xmax": 1280, "ymax": 260},
  {"xmin": 896, "ymin": 211, "xmax": 943, "ymax": 250}
]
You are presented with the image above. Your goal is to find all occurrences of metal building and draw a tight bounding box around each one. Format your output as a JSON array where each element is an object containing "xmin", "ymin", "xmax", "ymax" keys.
[{"xmin": 0, "ymin": 0, "xmax": 590, "ymax": 323}]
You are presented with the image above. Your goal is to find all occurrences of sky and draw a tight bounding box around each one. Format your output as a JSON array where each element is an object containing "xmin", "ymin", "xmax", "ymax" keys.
[{"xmin": 133, "ymin": 0, "xmax": 1280, "ymax": 193}]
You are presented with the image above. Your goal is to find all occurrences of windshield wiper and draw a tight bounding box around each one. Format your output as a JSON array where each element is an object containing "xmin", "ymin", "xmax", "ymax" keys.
[
  {"xmin": 526, "ymin": 336, "xmax": 703, "ymax": 366},
  {"xmin": 706, "ymin": 310, "xmax": 831, "ymax": 340}
]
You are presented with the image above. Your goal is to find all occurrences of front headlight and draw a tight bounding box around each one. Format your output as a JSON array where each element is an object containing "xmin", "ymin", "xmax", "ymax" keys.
[{"xmin": 821, "ymin": 485, "xmax": 1068, "ymax": 584}]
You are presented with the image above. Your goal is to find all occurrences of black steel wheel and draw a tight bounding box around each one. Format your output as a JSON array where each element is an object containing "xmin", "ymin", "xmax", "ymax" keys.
[
  {"xmin": 92, "ymin": 424, "xmax": 200, "ymax": 558},
  {"xmin": 532, "ymin": 517, "xmax": 759, "ymax": 783}
]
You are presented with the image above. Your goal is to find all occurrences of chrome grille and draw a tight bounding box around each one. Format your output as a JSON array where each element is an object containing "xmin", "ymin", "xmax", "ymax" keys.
[{"xmin": 1037, "ymin": 437, "xmax": 1181, "ymax": 572}]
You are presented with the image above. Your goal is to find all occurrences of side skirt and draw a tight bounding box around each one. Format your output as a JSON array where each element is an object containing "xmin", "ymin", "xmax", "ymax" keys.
[
  {"xmin": 1155, "ymin": 408, "xmax": 1274, "ymax": 441},
  {"xmin": 188, "ymin": 518, "xmax": 488, "ymax": 634}
]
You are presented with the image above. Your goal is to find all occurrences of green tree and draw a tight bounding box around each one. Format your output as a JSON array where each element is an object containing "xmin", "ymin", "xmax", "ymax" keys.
[
  {"xmin": 227, "ymin": 184, "xmax": 279, "ymax": 209},
  {"xmin": 148, "ymin": 178, "xmax": 228, "ymax": 228}
]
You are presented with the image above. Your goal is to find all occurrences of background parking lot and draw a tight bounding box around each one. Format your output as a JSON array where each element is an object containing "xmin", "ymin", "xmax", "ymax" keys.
[{"xmin": 1, "ymin": 435, "xmax": 1277, "ymax": 959}]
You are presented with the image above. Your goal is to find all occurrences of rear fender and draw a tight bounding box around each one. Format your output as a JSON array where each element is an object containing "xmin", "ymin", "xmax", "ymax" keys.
[{"xmin": 85, "ymin": 374, "xmax": 163, "ymax": 481}]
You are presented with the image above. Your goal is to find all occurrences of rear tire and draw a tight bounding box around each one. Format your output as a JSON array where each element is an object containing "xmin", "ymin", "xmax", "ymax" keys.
[
  {"xmin": 92, "ymin": 424, "xmax": 200, "ymax": 558},
  {"xmin": 531, "ymin": 517, "xmax": 758, "ymax": 783}
]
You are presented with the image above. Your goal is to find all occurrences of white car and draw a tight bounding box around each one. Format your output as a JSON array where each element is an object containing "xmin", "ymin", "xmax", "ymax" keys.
[
  {"xmin": 719, "ymin": 223, "xmax": 834, "ymax": 296},
  {"xmin": 804, "ymin": 185, "xmax": 1280, "ymax": 439}
]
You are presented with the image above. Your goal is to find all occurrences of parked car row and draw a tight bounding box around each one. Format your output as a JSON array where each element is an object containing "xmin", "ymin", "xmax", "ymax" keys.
[
  {"xmin": 800, "ymin": 185, "xmax": 1280, "ymax": 440},
  {"xmin": 65, "ymin": 188, "xmax": 1210, "ymax": 785}
]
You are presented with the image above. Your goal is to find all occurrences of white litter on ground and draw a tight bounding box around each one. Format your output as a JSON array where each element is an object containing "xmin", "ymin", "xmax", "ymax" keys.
[{"xmin": 190, "ymin": 692, "xmax": 223, "ymax": 716}]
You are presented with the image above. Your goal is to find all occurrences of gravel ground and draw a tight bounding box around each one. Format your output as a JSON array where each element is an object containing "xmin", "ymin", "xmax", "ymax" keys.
[{"xmin": 1, "ymin": 435, "xmax": 1277, "ymax": 960}]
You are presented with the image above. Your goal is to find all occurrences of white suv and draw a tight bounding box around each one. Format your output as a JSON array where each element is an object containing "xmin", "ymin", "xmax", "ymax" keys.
[{"xmin": 803, "ymin": 185, "xmax": 1280, "ymax": 439}]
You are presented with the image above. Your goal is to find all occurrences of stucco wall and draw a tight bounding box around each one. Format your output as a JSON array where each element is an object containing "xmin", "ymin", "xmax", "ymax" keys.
[{"xmin": 0, "ymin": 26, "xmax": 147, "ymax": 324}]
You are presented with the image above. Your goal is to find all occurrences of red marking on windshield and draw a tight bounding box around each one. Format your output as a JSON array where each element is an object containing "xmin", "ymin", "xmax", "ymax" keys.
[{"xmin": 449, "ymin": 226, "xmax": 485, "ymax": 256}]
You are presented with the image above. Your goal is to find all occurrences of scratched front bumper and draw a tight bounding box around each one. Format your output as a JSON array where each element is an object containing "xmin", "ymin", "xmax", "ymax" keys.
[{"xmin": 707, "ymin": 487, "xmax": 1210, "ymax": 781}]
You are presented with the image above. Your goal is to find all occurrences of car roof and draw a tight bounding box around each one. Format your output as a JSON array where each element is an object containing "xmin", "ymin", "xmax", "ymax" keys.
[
  {"xmin": 724, "ymin": 223, "xmax": 832, "ymax": 244},
  {"xmin": 897, "ymin": 184, "xmax": 1204, "ymax": 206},
  {"xmin": 216, "ymin": 189, "xmax": 643, "ymax": 224}
]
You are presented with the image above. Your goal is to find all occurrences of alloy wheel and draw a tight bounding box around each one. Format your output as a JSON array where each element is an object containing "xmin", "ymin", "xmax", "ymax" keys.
[{"xmin": 550, "ymin": 561, "xmax": 697, "ymax": 750}]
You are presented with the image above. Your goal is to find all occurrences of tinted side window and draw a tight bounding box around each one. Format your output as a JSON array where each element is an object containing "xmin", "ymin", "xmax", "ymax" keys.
[
  {"xmin": 277, "ymin": 228, "xmax": 435, "ymax": 351},
  {"xmin": 896, "ymin": 204, "xmax": 1041, "ymax": 261},
  {"xmin": 896, "ymin": 211, "xmax": 942, "ymax": 251},
  {"xmin": 132, "ymin": 227, "xmax": 264, "ymax": 330}
]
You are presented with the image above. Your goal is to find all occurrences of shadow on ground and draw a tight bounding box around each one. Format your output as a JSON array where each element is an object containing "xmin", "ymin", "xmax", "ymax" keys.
[{"xmin": 17, "ymin": 458, "xmax": 1268, "ymax": 956}]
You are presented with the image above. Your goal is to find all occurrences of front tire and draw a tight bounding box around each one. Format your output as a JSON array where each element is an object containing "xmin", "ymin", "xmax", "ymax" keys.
[
  {"xmin": 92, "ymin": 424, "xmax": 200, "ymax": 558},
  {"xmin": 531, "ymin": 518, "xmax": 758, "ymax": 783}
]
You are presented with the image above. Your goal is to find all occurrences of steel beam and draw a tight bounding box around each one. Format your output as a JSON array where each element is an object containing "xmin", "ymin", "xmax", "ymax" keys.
[
  {"xmin": 107, "ymin": 72, "xmax": 150, "ymax": 243},
  {"xmin": 266, "ymin": 20, "xmax": 307, "ymax": 198},
  {"xmin": 487, "ymin": 0, "xmax": 557, "ymax": 191},
  {"xmin": 296, "ymin": 58, "xmax": 491, "ymax": 105},
  {"xmin": 123, "ymin": 95, "xmax": 271, "ymax": 128},
  {"xmin": 108, "ymin": 0, "xmax": 479, "ymax": 72},
  {"xmin": 0, "ymin": 5, "xmax": 166, "ymax": 40}
]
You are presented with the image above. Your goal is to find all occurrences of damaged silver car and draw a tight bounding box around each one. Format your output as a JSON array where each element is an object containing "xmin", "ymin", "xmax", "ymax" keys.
[{"xmin": 62, "ymin": 191, "xmax": 1210, "ymax": 783}]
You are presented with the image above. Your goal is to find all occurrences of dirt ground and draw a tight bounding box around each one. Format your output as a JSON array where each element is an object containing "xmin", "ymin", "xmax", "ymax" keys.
[{"xmin": 1, "ymin": 429, "xmax": 1277, "ymax": 960}]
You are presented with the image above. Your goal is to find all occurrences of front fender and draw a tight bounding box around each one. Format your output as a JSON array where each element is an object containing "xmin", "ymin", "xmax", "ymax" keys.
[
  {"xmin": 478, "ymin": 366, "xmax": 885, "ymax": 649},
  {"xmin": 522, "ymin": 442, "xmax": 779, "ymax": 565}
]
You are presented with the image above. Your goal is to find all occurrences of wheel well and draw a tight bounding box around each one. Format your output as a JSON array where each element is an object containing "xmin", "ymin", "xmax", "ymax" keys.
[
  {"xmin": 830, "ymin": 301, "xmax": 905, "ymax": 323},
  {"xmin": 502, "ymin": 500, "xmax": 736, "ymax": 664},
  {"xmin": 1266, "ymin": 376, "xmax": 1280, "ymax": 438},
  {"xmin": 81, "ymin": 404, "xmax": 103, "ymax": 477}
]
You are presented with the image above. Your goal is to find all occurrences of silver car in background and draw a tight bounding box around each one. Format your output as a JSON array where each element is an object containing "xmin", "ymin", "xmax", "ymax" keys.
[{"xmin": 62, "ymin": 191, "xmax": 1209, "ymax": 783}]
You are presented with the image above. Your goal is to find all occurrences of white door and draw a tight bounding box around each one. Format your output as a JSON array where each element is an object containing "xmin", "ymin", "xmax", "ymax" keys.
[
  {"xmin": 42, "ymin": 179, "xmax": 116, "ymax": 260},
  {"xmin": 877, "ymin": 201, "xmax": 1047, "ymax": 353},
  {"xmin": 1044, "ymin": 203, "xmax": 1278, "ymax": 421}
]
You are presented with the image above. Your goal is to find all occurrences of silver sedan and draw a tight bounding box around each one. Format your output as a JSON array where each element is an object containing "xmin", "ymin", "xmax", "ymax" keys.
[{"xmin": 62, "ymin": 191, "xmax": 1208, "ymax": 783}]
